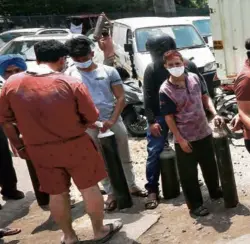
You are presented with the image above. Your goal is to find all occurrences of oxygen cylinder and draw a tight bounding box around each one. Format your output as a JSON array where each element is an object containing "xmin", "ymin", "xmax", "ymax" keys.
[
  {"xmin": 93, "ymin": 15, "xmax": 106, "ymax": 40},
  {"xmin": 213, "ymin": 127, "xmax": 239, "ymax": 208},
  {"xmin": 160, "ymin": 146, "xmax": 180, "ymax": 199},
  {"xmin": 96, "ymin": 122, "xmax": 133, "ymax": 210},
  {"xmin": 26, "ymin": 160, "xmax": 49, "ymax": 206}
]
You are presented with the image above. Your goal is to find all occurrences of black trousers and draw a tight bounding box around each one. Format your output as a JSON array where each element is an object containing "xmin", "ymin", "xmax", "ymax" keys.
[
  {"xmin": 0, "ymin": 127, "xmax": 17, "ymax": 194},
  {"xmin": 175, "ymin": 135, "xmax": 220, "ymax": 210}
]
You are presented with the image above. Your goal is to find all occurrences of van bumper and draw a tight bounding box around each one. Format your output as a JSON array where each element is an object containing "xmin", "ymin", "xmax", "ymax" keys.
[{"xmin": 201, "ymin": 70, "xmax": 221, "ymax": 98}]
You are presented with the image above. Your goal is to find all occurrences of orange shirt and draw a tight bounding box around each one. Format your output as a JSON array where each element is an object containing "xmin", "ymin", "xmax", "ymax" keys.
[
  {"xmin": 0, "ymin": 72, "xmax": 99, "ymax": 146},
  {"xmin": 234, "ymin": 60, "xmax": 250, "ymax": 139}
]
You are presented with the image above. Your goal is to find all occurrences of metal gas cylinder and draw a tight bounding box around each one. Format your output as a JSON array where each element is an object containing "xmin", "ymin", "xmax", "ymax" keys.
[
  {"xmin": 160, "ymin": 146, "xmax": 180, "ymax": 200},
  {"xmin": 213, "ymin": 127, "xmax": 239, "ymax": 208},
  {"xmin": 97, "ymin": 122, "xmax": 133, "ymax": 210}
]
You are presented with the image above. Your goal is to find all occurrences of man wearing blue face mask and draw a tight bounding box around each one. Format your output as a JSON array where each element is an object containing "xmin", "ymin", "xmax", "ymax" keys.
[{"xmin": 65, "ymin": 37, "xmax": 147, "ymax": 212}]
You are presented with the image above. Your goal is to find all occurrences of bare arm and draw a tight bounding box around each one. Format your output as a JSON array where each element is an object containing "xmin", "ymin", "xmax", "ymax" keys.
[
  {"xmin": 165, "ymin": 115, "xmax": 183, "ymax": 143},
  {"xmin": 202, "ymin": 94, "xmax": 217, "ymax": 117},
  {"xmin": 98, "ymin": 39, "xmax": 104, "ymax": 50},
  {"xmin": 165, "ymin": 114, "xmax": 192, "ymax": 153},
  {"xmin": 110, "ymin": 84, "xmax": 125, "ymax": 123}
]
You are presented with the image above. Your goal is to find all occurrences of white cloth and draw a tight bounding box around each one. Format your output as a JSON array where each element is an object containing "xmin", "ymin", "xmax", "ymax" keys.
[{"xmin": 70, "ymin": 23, "xmax": 82, "ymax": 34}]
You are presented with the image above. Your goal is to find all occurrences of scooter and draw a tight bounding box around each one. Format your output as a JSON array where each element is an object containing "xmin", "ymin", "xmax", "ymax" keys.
[{"xmin": 116, "ymin": 67, "xmax": 147, "ymax": 137}]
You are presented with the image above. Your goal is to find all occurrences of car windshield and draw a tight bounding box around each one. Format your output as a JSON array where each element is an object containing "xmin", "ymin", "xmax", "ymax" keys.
[
  {"xmin": 193, "ymin": 19, "xmax": 211, "ymax": 37},
  {"xmin": 135, "ymin": 25, "xmax": 205, "ymax": 52},
  {"xmin": 0, "ymin": 37, "xmax": 95, "ymax": 61},
  {"xmin": 0, "ymin": 39, "xmax": 68, "ymax": 61},
  {"xmin": 0, "ymin": 32, "xmax": 36, "ymax": 44}
]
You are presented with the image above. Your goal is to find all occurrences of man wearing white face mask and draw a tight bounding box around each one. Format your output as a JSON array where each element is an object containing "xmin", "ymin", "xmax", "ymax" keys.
[
  {"xmin": 65, "ymin": 37, "xmax": 147, "ymax": 212},
  {"xmin": 160, "ymin": 50, "xmax": 224, "ymax": 217}
]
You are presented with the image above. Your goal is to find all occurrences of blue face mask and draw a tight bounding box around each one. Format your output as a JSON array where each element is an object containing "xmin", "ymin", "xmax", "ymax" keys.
[{"xmin": 74, "ymin": 59, "xmax": 92, "ymax": 69}]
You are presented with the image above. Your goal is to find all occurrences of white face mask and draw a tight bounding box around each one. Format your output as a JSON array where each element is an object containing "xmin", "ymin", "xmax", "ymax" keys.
[
  {"xmin": 167, "ymin": 66, "xmax": 185, "ymax": 77},
  {"xmin": 74, "ymin": 59, "xmax": 92, "ymax": 69}
]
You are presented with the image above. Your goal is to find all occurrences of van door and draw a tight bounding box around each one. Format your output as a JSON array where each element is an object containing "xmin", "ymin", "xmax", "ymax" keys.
[{"xmin": 113, "ymin": 23, "xmax": 127, "ymax": 67}]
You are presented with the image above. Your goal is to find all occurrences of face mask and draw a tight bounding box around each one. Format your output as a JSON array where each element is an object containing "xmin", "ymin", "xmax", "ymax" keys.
[
  {"xmin": 167, "ymin": 66, "xmax": 185, "ymax": 77},
  {"xmin": 74, "ymin": 59, "xmax": 92, "ymax": 69}
]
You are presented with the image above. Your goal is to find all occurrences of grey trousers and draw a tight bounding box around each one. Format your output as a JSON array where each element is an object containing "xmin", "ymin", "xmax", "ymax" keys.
[{"xmin": 86, "ymin": 120, "xmax": 136, "ymax": 195}]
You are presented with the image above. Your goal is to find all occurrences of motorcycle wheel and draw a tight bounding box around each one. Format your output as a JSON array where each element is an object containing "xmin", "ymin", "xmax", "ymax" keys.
[{"xmin": 123, "ymin": 111, "xmax": 147, "ymax": 137}]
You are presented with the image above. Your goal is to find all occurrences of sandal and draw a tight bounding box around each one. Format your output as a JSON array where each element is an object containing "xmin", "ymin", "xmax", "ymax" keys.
[
  {"xmin": 190, "ymin": 206, "xmax": 210, "ymax": 217},
  {"xmin": 131, "ymin": 189, "xmax": 148, "ymax": 198},
  {"xmin": 0, "ymin": 227, "xmax": 21, "ymax": 238},
  {"xmin": 94, "ymin": 221, "xmax": 123, "ymax": 243},
  {"xmin": 145, "ymin": 199, "xmax": 159, "ymax": 210},
  {"xmin": 104, "ymin": 200, "xmax": 117, "ymax": 212}
]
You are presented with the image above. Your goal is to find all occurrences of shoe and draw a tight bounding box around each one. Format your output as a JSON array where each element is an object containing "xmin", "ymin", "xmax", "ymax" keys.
[
  {"xmin": 210, "ymin": 188, "xmax": 223, "ymax": 200},
  {"xmin": 2, "ymin": 190, "xmax": 25, "ymax": 200},
  {"xmin": 190, "ymin": 205, "xmax": 210, "ymax": 217}
]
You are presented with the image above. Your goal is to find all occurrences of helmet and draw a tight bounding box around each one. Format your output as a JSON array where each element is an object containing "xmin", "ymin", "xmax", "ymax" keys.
[{"xmin": 146, "ymin": 33, "xmax": 176, "ymax": 61}]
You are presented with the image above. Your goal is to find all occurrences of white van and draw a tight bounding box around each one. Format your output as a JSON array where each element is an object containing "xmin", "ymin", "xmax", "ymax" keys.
[
  {"xmin": 177, "ymin": 16, "xmax": 213, "ymax": 49},
  {"xmin": 112, "ymin": 17, "xmax": 218, "ymax": 96}
]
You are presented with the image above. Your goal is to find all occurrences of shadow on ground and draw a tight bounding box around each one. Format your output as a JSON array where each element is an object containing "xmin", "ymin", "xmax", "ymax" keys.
[
  {"xmin": 0, "ymin": 191, "xmax": 35, "ymax": 228},
  {"xmin": 32, "ymin": 201, "xmax": 85, "ymax": 234},
  {"xmin": 196, "ymin": 200, "xmax": 250, "ymax": 233}
]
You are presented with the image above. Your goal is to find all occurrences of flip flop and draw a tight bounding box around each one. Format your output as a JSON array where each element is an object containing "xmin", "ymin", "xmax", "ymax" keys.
[
  {"xmin": 104, "ymin": 200, "xmax": 117, "ymax": 212},
  {"xmin": 145, "ymin": 199, "xmax": 159, "ymax": 210},
  {"xmin": 94, "ymin": 221, "xmax": 123, "ymax": 243},
  {"xmin": 131, "ymin": 190, "xmax": 148, "ymax": 197},
  {"xmin": 0, "ymin": 227, "xmax": 21, "ymax": 238}
]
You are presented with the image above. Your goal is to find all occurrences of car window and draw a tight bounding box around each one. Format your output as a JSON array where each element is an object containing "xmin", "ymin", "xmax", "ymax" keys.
[
  {"xmin": 0, "ymin": 39, "xmax": 68, "ymax": 60},
  {"xmin": 0, "ymin": 32, "xmax": 35, "ymax": 43},
  {"xmin": 38, "ymin": 30, "xmax": 69, "ymax": 35},
  {"xmin": 135, "ymin": 25, "xmax": 205, "ymax": 52},
  {"xmin": 193, "ymin": 19, "xmax": 211, "ymax": 37},
  {"xmin": 127, "ymin": 29, "xmax": 133, "ymax": 44}
]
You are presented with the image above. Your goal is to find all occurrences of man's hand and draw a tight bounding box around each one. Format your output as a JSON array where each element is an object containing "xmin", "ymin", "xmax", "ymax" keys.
[
  {"xmin": 18, "ymin": 149, "xmax": 30, "ymax": 160},
  {"xmin": 213, "ymin": 115, "xmax": 225, "ymax": 128},
  {"xmin": 149, "ymin": 123, "xmax": 162, "ymax": 137},
  {"xmin": 230, "ymin": 114, "xmax": 243, "ymax": 132},
  {"xmin": 101, "ymin": 120, "xmax": 115, "ymax": 133},
  {"xmin": 178, "ymin": 137, "xmax": 192, "ymax": 153}
]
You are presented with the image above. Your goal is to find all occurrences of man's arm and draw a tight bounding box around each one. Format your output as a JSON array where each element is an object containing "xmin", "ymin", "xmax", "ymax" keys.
[
  {"xmin": 110, "ymin": 84, "xmax": 125, "ymax": 123},
  {"xmin": 0, "ymin": 86, "xmax": 28, "ymax": 159},
  {"xmin": 98, "ymin": 40, "xmax": 104, "ymax": 51},
  {"xmin": 143, "ymin": 64, "xmax": 156, "ymax": 124},
  {"xmin": 102, "ymin": 68, "xmax": 125, "ymax": 132},
  {"xmin": 74, "ymin": 83, "xmax": 99, "ymax": 125}
]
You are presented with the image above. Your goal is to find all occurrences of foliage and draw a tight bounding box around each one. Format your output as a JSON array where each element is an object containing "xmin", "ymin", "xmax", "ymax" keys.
[{"xmin": 1, "ymin": 0, "xmax": 207, "ymax": 16}]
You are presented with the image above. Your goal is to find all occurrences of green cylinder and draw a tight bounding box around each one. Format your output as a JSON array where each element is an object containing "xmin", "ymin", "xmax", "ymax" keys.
[
  {"xmin": 26, "ymin": 160, "xmax": 50, "ymax": 206},
  {"xmin": 160, "ymin": 148, "xmax": 180, "ymax": 199},
  {"xmin": 213, "ymin": 129, "xmax": 239, "ymax": 208},
  {"xmin": 98, "ymin": 130, "xmax": 133, "ymax": 210}
]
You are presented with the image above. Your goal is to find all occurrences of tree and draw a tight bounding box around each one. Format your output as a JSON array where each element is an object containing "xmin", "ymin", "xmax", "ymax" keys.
[{"xmin": 153, "ymin": 0, "xmax": 176, "ymax": 15}]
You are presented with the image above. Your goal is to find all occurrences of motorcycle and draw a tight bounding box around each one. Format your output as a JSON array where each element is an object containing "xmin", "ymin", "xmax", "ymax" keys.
[
  {"xmin": 116, "ymin": 67, "xmax": 147, "ymax": 137},
  {"xmin": 214, "ymin": 85, "xmax": 243, "ymax": 140}
]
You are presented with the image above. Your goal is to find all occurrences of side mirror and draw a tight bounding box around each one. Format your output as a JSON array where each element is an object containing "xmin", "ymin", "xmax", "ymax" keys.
[
  {"xmin": 124, "ymin": 43, "xmax": 133, "ymax": 53},
  {"xmin": 203, "ymin": 36, "xmax": 208, "ymax": 44}
]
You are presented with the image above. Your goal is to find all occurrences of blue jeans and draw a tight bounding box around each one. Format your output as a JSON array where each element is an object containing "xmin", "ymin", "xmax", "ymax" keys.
[{"xmin": 145, "ymin": 116, "xmax": 169, "ymax": 194}]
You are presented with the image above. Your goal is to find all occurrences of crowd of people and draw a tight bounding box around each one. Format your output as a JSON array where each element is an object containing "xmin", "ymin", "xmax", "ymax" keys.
[{"xmin": 0, "ymin": 24, "xmax": 250, "ymax": 243}]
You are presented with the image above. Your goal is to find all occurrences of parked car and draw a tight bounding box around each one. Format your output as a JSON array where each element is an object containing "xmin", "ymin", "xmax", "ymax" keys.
[
  {"xmin": 0, "ymin": 28, "xmax": 72, "ymax": 49},
  {"xmin": 112, "ymin": 17, "xmax": 218, "ymax": 96},
  {"xmin": 0, "ymin": 33, "xmax": 104, "ymax": 70},
  {"xmin": 177, "ymin": 16, "xmax": 213, "ymax": 49}
]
